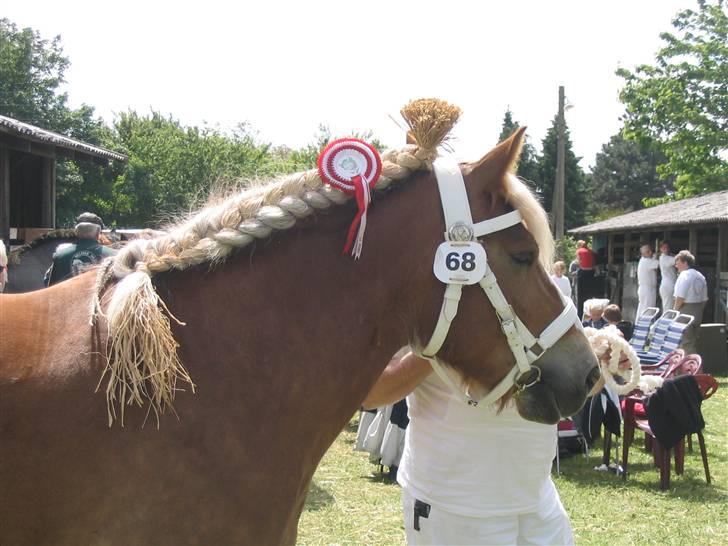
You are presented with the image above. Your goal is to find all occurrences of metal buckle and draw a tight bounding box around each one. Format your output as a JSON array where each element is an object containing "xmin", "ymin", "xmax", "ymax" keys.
[
  {"xmin": 514, "ymin": 366, "xmax": 542, "ymax": 391},
  {"xmin": 448, "ymin": 221, "xmax": 474, "ymax": 242}
]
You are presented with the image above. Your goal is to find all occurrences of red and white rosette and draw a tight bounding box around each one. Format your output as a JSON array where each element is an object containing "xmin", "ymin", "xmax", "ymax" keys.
[{"xmin": 317, "ymin": 138, "xmax": 382, "ymax": 259}]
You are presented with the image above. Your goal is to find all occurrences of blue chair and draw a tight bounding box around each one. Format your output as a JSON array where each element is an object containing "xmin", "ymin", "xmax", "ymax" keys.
[
  {"xmin": 639, "ymin": 313, "xmax": 694, "ymax": 365},
  {"xmin": 636, "ymin": 310, "xmax": 679, "ymax": 360},
  {"xmin": 629, "ymin": 307, "xmax": 660, "ymax": 353}
]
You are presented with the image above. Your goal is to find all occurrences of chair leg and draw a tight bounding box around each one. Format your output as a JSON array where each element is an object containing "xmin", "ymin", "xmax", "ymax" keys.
[
  {"xmin": 602, "ymin": 433, "xmax": 612, "ymax": 466},
  {"xmin": 697, "ymin": 430, "xmax": 711, "ymax": 484},
  {"xmin": 659, "ymin": 444, "xmax": 671, "ymax": 490},
  {"xmin": 622, "ymin": 424, "xmax": 634, "ymax": 480},
  {"xmin": 645, "ymin": 433, "xmax": 653, "ymax": 452},
  {"xmin": 675, "ymin": 437, "xmax": 685, "ymax": 475}
]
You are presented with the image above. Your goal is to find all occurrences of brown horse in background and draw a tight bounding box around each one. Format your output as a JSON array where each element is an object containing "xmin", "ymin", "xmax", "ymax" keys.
[{"xmin": 0, "ymin": 128, "xmax": 598, "ymax": 545}]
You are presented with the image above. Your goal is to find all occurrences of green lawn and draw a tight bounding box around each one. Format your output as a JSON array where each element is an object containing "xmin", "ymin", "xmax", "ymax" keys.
[{"xmin": 297, "ymin": 377, "xmax": 728, "ymax": 545}]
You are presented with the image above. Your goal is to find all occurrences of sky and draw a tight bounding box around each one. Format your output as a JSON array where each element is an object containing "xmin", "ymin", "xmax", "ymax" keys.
[{"xmin": 4, "ymin": 0, "xmax": 691, "ymax": 170}]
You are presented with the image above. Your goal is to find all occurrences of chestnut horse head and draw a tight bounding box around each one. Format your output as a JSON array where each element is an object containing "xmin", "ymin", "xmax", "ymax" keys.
[{"xmin": 402, "ymin": 127, "xmax": 599, "ymax": 423}]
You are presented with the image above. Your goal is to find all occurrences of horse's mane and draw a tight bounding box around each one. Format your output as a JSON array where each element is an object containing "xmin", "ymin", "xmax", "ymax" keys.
[
  {"xmin": 8, "ymin": 229, "xmax": 77, "ymax": 265},
  {"xmin": 92, "ymin": 99, "xmax": 555, "ymax": 427}
]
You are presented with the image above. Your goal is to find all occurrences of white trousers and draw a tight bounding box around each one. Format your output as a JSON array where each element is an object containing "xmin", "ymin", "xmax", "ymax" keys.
[
  {"xmin": 659, "ymin": 283, "xmax": 675, "ymax": 312},
  {"xmin": 636, "ymin": 285, "xmax": 657, "ymax": 321},
  {"xmin": 402, "ymin": 489, "xmax": 574, "ymax": 546}
]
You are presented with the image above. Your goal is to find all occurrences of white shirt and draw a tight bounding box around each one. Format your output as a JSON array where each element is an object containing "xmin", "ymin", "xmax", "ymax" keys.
[
  {"xmin": 659, "ymin": 254, "xmax": 677, "ymax": 287},
  {"xmin": 550, "ymin": 274, "xmax": 572, "ymax": 298},
  {"xmin": 637, "ymin": 256, "xmax": 659, "ymax": 288},
  {"xmin": 397, "ymin": 372, "xmax": 558, "ymax": 517},
  {"xmin": 674, "ymin": 268, "xmax": 708, "ymax": 303}
]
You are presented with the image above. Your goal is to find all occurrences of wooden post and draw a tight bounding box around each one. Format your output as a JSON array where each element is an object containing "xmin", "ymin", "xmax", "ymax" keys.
[
  {"xmin": 689, "ymin": 228, "xmax": 698, "ymax": 256},
  {"xmin": 608, "ymin": 234, "xmax": 614, "ymax": 265},
  {"xmin": 552, "ymin": 86, "xmax": 565, "ymax": 239},
  {"xmin": 41, "ymin": 156, "xmax": 53, "ymax": 228},
  {"xmin": 0, "ymin": 146, "xmax": 9, "ymax": 246},
  {"xmin": 716, "ymin": 224, "xmax": 727, "ymax": 322},
  {"xmin": 624, "ymin": 232, "xmax": 631, "ymax": 264}
]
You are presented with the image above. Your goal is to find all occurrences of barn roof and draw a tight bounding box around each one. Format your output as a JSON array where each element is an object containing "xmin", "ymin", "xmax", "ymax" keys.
[
  {"xmin": 0, "ymin": 115, "xmax": 127, "ymax": 162},
  {"xmin": 570, "ymin": 190, "xmax": 728, "ymax": 235}
]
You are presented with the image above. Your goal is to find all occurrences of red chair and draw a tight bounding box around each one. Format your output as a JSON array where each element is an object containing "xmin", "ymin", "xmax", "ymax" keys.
[{"xmin": 622, "ymin": 374, "xmax": 718, "ymax": 490}]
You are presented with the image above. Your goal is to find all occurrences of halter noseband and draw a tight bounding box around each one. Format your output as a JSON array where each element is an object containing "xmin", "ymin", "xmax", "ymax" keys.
[{"xmin": 415, "ymin": 158, "xmax": 581, "ymax": 408}]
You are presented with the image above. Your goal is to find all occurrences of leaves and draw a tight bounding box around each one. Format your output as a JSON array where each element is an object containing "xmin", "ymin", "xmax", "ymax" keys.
[{"xmin": 618, "ymin": 0, "xmax": 728, "ymax": 198}]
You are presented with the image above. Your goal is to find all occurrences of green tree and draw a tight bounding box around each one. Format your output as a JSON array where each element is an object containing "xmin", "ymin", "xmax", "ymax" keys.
[
  {"xmin": 0, "ymin": 18, "xmax": 69, "ymax": 127},
  {"xmin": 537, "ymin": 116, "xmax": 589, "ymax": 229},
  {"xmin": 589, "ymin": 133, "xmax": 674, "ymax": 213},
  {"xmin": 497, "ymin": 109, "xmax": 541, "ymax": 187},
  {"xmin": 109, "ymin": 111, "xmax": 272, "ymax": 226},
  {"xmin": 617, "ymin": 0, "xmax": 728, "ymax": 198}
]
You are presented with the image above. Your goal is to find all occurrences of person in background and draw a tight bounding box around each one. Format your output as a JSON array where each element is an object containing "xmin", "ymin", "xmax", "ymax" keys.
[
  {"xmin": 575, "ymin": 240, "xmax": 595, "ymax": 278},
  {"xmin": 47, "ymin": 212, "xmax": 116, "ymax": 286},
  {"xmin": 636, "ymin": 244, "xmax": 659, "ymax": 320},
  {"xmin": 550, "ymin": 261, "xmax": 572, "ymax": 298},
  {"xmin": 603, "ymin": 303, "xmax": 632, "ymax": 340},
  {"xmin": 0, "ymin": 239, "xmax": 7, "ymax": 293},
  {"xmin": 658, "ymin": 240, "xmax": 677, "ymax": 311},
  {"xmin": 363, "ymin": 350, "xmax": 575, "ymax": 545},
  {"xmin": 673, "ymin": 250, "xmax": 708, "ymax": 355},
  {"xmin": 582, "ymin": 300, "xmax": 607, "ymax": 329}
]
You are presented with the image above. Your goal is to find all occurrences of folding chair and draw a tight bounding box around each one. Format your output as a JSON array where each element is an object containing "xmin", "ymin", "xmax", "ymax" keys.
[
  {"xmin": 639, "ymin": 313, "xmax": 694, "ymax": 366},
  {"xmin": 628, "ymin": 307, "xmax": 660, "ymax": 352},
  {"xmin": 636, "ymin": 310, "xmax": 679, "ymax": 359}
]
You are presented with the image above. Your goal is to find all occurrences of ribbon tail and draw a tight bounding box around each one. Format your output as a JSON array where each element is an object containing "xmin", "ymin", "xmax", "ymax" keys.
[{"xmin": 342, "ymin": 175, "xmax": 371, "ymax": 259}]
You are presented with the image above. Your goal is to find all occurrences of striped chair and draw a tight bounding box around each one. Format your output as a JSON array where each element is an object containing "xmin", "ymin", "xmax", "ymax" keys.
[
  {"xmin": 636, "ymin": 310, "xmax": 680, "ymax": 361},
  {"xmin": 628, "ymin": 307, "xmax": 660, "ymax": 353},
  {"xmin": 639, "ymin": 313, "xmax": 695, "ymax": 365}
]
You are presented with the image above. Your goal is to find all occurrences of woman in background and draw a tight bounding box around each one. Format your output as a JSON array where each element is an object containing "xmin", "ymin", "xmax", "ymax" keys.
[{"xmin": 658, "ymin": 240, "xmax": 677, "ymax": 311}]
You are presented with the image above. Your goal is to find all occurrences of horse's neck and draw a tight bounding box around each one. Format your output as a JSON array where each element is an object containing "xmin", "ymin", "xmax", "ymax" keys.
[{"xmin": 159, "ymin": 211, "xmax": 424, "ymax": 437}]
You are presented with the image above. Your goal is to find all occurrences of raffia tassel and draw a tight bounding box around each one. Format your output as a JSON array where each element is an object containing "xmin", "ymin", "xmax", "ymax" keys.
[
  {"xmin": 400, "ymin": 98, "xmax": 462, "ymax": 159},
  {"xmin": 97, "ymin": 270, "xmax": 195, "ymax": 427}
]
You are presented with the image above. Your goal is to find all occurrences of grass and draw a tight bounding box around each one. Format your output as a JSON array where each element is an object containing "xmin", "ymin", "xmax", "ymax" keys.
[{"xmin": 297, "ymin": 377, "xmax": 728, "ymax": 545}]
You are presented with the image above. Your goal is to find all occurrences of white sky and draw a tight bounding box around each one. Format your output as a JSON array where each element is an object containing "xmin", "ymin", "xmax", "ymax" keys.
[{"xmin": 4, "ymin": 0, "xmax": 689, "ymax": 170}]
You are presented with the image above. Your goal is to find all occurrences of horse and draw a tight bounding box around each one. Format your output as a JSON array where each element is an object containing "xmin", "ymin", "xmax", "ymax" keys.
[
  {"xmin": 0, "ymin": 101, "xmax": 599, "ymax": 545},
  {"xmin": 4, "ymin": 230, "xmax": 77, "ymax": 293}
]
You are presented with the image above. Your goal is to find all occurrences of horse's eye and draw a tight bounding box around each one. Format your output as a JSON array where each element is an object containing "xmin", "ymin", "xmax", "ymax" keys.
[{"xmin": 510, "ymin": 251, "xmax": 535, "ymax": 266}]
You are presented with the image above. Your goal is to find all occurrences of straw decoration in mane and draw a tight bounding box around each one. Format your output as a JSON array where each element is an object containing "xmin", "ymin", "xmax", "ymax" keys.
[{"xmin": 0, "ymin": 98, "xmax": 599, "ymax": 545}]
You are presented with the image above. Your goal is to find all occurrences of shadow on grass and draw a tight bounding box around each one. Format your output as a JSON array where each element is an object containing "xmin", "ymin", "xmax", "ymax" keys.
[
  {"xmin": 557, "ymin": 455, "xmax": 728, "ymax": 504},
  {"xmin": 304, "ymin": 481, "xmax": 335, "ymax": 512}
]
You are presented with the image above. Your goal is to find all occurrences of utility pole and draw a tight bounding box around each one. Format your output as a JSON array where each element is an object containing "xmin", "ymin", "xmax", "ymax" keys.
[{"xmin": 552, "ymin": 85, "xmax": 566, "ymax": 240}]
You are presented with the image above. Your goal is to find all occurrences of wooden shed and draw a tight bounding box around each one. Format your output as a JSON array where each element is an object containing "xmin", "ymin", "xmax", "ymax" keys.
[
  {"xmin": 570, "ymin": 190, "xmax": 728, "ymax": 325},
  {"xmin": 0, "ymin": 115, "xmax": 127, "ymax": 246}
]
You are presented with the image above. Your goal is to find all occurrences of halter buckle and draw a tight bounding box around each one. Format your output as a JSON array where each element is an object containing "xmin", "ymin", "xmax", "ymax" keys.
[
  {"xmin": 514, "ymin": 366, "xmax": 542, "ymax": 391},
  {"xmin": 448, "ymin": 221, "xmax": 474, "ymax": 242}
]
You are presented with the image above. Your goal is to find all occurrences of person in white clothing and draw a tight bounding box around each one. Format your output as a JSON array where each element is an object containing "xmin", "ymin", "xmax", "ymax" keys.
[
  {"xmin": 658, "ymin": 240, "xmax": 677, "ymax": 311},
  {"xmin": 673, "ymin": 250, "xmax": 708, "ymax": 355},
  {"xmin": 550, "ymin": 261, "xmax": 572, "ymax": 299},
  {"xmin": 636, "ymin": 244, "xmax": 659, "ymax": 320},
  {"xmin": 363, "ymin": 351, "xmax": 574, "ymax": 546}
]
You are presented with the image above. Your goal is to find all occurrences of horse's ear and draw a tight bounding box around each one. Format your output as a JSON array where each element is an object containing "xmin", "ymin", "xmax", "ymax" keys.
[{"xmin": 465, "ymin": 127, "xmax": 527, "ymax": 189}]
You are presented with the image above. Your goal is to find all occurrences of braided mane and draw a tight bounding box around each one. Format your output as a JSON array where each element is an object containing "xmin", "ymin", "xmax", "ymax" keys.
[{"xmin": 91, "ymin": 98, "xmax": 552, "ymax": 427}]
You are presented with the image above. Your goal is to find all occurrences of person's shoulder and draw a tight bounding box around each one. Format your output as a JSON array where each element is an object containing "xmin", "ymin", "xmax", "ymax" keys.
[
  {"xmin": 101, "ymin": 245, "xmax": 118, "ymax": 257},
  {"xmin": 52, "ymin": 242, "xmax": 77, "ymax": 259}
]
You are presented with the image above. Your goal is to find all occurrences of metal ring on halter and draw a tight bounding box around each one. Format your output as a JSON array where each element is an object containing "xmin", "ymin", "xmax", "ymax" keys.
[{"xmin": 514, "ymin": 366, "xmax": 542, "ymax": 391}]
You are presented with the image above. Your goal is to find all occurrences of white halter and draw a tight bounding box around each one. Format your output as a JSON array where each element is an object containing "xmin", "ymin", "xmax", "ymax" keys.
[{"xmin": 416, "ymin": 158, "xmax": 581, "ymax": 408}]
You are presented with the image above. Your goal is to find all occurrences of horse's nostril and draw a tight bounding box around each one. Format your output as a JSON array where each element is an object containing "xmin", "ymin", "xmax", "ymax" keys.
[{"xmin": 585, "ymin": 366, "xmax": 601, "ymax": 390}]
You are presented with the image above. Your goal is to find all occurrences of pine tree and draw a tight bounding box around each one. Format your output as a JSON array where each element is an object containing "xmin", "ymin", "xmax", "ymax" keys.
[
  {"xmin": 537, "ymin": 116, "xmax": 589, "ymax": 229},
  {"xmin": 497, "ymin": 109, "xmax": 541, "ymax": 188}
]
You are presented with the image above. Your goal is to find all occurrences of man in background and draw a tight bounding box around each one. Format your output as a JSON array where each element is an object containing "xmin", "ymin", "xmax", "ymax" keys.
[
  {"xmin": 673, "ymin": 250, "xmax": 708, "ymax": 355},
  {"xmin": 636, "ymin": 244, "xmax": 659, "ymax": 320},
  {"xmin": 47, "ymin": 213, "xmax": 116, "ymax": 286}
]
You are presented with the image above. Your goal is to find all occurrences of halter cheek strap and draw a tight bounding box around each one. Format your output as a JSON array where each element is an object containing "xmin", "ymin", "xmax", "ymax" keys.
[{"xmin": 416, "ymin": 158, "xmax": 581, "ymax": 408}]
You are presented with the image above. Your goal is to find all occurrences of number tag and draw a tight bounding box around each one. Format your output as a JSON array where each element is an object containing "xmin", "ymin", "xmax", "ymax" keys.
[{"xmin": 433, "ymin": 242, "xmax": 487, "ymax": 285}]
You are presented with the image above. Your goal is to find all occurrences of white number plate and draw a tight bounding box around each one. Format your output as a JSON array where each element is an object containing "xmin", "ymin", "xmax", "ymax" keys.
[{"xmin": 433, "ymin": 242, "xmax": 487, "ymax": 285}]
